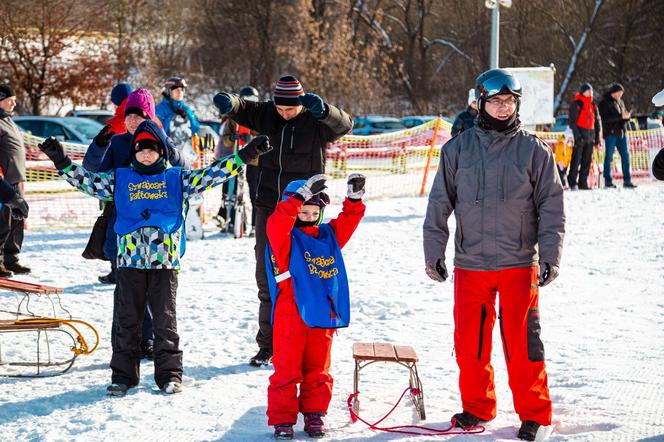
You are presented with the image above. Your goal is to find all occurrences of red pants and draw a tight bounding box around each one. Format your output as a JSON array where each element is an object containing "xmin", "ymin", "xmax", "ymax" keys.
[
  {"xmin": 267, "ymin": 294, "xmax": 335, "ymax": 426},
  {"xmin": 454, "ymin": 267, "xmax": 552, "ymax": 426}
]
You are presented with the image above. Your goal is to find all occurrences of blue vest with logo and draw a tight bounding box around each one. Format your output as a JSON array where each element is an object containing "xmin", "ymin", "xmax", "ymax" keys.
[
  {"xmin": 114, "ymin": 167, "xmax": 184, "ymax": 235},
  {"xmin": 265, "ymin": 224, "xmax": 350, "ymax": 329}
]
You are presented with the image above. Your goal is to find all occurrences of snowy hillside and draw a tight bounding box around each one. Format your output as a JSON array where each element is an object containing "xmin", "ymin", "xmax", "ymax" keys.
[{"xmin": 1, "ymin": 183, "xmax": 663, "ymax": 441}]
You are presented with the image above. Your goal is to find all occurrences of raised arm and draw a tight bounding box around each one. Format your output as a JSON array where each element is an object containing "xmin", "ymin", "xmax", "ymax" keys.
[
  {"xmin": 39, "ymin": 137, "xmax": 115, "ymax": 200},
  {"xmin": 181, "ymin": 135, "xmax": 272, "ymax": 196},
  {"xmin": 328, "ymin": 174, "xmax": 366, "ymax": 248}
]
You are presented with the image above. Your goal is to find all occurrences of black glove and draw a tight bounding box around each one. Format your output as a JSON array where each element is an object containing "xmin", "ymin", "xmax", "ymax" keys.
[
  {"xmin": 93, "ymin": 125, "xmax": 115, "ymax": 147},
  {"xmin": 213, "ymin": 92, "xmax": 236, "ymax": 115},
  {"xmin": 6, "ymin": 194, "xmax": 29, "ymax": 220},
  {"xmin": 175, "ymin": 108, "xmax": 187, "ymax": 118},
  {"xmin": 538, "ymin": 262, "xmax": 559, "ymax": 287},
  {"xmin": 38, "ymin": 137, "xmax": 71, "ymax": 170},
  {"xmin": 425, "ymin": 258, "xmax": 448, "ymax": 282},
  {"xmin": 347, "ymin": 173, "xmax": 366, "ymax": 200},
  {"xmin": 299, "ymin": 93, "xmax": 327, "ymax": 119},
  {"xmin": 294, "ymin": 174, "xmax": 327, "ymax": 202},
  {"xmin": 237, "ymin": 135, "xmax": 272, "ymax": 164}
]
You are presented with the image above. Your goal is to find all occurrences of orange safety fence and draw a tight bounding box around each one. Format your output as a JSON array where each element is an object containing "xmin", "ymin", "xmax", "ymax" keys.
[{"xmin": 18, "ymin": 121, "xmax": 664, "ymax": 230}]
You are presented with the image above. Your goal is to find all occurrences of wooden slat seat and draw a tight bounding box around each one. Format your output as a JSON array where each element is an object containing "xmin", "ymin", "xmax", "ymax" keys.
[
  {"xmin": 353, "ymin": 342, "xmax": 419, "ymax": 363},
  {"xmin": 0, "ymin": 319, "xmax": 60, "ymax": 331},
  {"xmin": 0, "ymin": 279, "xmax": 63, "ymax": 294}
]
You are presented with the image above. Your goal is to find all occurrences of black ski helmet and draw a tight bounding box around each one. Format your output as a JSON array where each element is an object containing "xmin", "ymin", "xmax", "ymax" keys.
[
  {"xmin": 239, "ymin": 86, "xmax": 259, "ymax": 98},
  {"xmin": 474, "ymin": 69, "xmax": 521, "ymax": 105},
  {"xmin": 163, "ymin": 77, "xmax": 187, "ymax": 97}
]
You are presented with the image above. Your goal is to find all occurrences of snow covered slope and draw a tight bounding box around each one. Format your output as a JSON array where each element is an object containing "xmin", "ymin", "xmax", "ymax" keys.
[{"xmin": 1, "ymin": 183, "xmax": 663, "ymax": 441}]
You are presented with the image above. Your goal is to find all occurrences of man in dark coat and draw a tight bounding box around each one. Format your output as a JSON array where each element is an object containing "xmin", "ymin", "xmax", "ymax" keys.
[
  {"xmin": 568, "ymin": 83, "xmax": 602, "ymax": 190},
  {"xmin": 214, "ymin": 75, "xmax": 353, "ymax": 366},
  {"xmin": 451, "ymin": 89, "xmax": 479, "ymax": 137},
  {"xmin": 0, "ymin": 84, "xmax": 29, "ymax": 277},
  {"xmin": 598, "ymin": 83, "xmax": 636, "ymax": 188}
]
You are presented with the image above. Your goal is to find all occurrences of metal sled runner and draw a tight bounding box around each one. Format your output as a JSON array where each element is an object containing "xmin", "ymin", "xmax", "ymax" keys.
[
  {"xmin": 352, "ymin": 342, "xmax": 426, "ymax": 420},
  {"xmin": 0, "ymin": 279, "xmax": 99, "ymax": 377}
]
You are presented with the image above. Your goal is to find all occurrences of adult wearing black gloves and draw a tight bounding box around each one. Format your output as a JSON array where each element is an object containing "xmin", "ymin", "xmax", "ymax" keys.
[
  {"xmin": 214, "ymin": 75, "xmax": 353, "ymax": 367},
  {"xmin": 0, "ymin": 84, "xmax": 30, "ymax": 277},
  {"xmin": 423, "ymin": 69, "xmax": 565, "ymax": 441},
  {"xmin": 0, "ymin": 178, "xmax": 28, "ymax": 221}
]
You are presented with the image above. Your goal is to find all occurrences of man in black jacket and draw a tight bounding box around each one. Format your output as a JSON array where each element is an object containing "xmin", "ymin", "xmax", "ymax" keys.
[
  {"xmin": 214, "ymin": 75, "xmax": 353, "ymax": 366},
  {"xmin": 0, "ymin": 84, "xmax": 30, "ymax": 277},
  {"xmin": 598, "ymin": 83, "xmax": 636, "ymax": 188},
  {"xmin": 451, "ymin": 89, "xmax": 478, "ymax": 137}
]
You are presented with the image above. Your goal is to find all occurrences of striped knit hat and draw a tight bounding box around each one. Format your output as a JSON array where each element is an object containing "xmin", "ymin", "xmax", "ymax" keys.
[{"xmin": 273, "ymin": 75, "xmax": 304, "ymax": 106}]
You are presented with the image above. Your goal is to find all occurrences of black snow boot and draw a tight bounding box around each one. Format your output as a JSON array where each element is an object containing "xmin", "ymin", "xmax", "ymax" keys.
[
  {"xmin": 517, "ymin": 420, "xmax": 541, "ymax": 441},
  {"xmin": 451, "ymin": 411, "xmax": 482, "ymax": 428},
  {"xmin": 0, "ymin": 265, "xmax": 13, "ymax": 278},
  {"xmin": 106, "ymin": 383, "xmax": 130, "ymax": 397},
  {"xmin": 98, "ymin": 262, "xmax": 117, "ymax": 284},
  {"xmin": 250, "ymin": 348, "xmax": 273, "ymax": 367},
  {"xmin": 6, "ymin": 262, "xmax": 31, "ymax": 274}
]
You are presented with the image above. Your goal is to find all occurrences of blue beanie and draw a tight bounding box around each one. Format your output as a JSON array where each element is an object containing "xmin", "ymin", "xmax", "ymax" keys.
[
  {"xmin": 111, "ymin": 83, "xmax": 133, "ymax": 106},
  {"xmin": 579, "ymin": 82, "xmax": 592, "ymax": 94}
]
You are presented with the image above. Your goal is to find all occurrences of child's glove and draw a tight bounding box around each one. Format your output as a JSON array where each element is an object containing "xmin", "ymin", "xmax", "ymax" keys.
[
  {"xmin": 175, "ymin": 108, "xmax": 187, "ymax": 118},
  {"xmin": 38, "ymin": 137, "xmax": 71, "ymax": 170},
  {"xmin": 213, "ymin": 92, "xmax": 237, "ymax": 115},
  {"xmin": 6, "ymin": 194, "xmax": 29, "ymax": 220},
  {"xmin": 93, "ymin": 125, "xmax": 115, "ymax": 147},
  {"xmin": 294, "ymin": 174, "xmax": 327, "ymax": 202},
  {"xmin": 538, "ymin": 262, "xmax": 559, "ymax": 287},
  {"xmin": 237, "ymin": 135, "xmax": 272, "ymax": 164},
  {"xmin": 425, "ymin": 258, "xmax": 448, "ymax": 282},
  {"xmin": 347, "ymin": 173, "xmax": 366, "ymax": 200},
  {"xmin": 299, "ymin": 93, "xmax": 327, "ymax": 119}
]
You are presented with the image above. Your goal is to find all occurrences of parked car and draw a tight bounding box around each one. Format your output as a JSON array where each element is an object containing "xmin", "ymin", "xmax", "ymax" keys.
[
  {"xmin": 550, "ymin": 114, "xmax": 569, "ymax": 132},
  {"xmin": 14, "ymin": 116, "xmax": 104, "ymax": 144},
  {"xmin": 65, "ymin": 109, "xmax": 114, "ymax": 126},
  {"xmin": 400, "ymin": 115, "xmax": 437, "ymax": 128},
  {"xmin": 352, "ymin": 116, "xmax": 406, "ymax": 135}
]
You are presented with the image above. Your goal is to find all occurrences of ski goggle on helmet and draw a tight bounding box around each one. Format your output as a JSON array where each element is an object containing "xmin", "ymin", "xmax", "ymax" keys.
[
  {"xmin": 164, "ymin": 77, "xmax": 187, "ymax": 93},
  {"xmin": 282, "ymin": 179, "xmax": 330, "ymax": 226},
  {"xmin": 474, "ymin": 68, "xmax": 522, "ymax": 104}
]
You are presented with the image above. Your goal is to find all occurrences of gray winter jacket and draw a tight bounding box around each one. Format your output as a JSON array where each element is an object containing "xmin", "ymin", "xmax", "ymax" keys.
[
  {"xmin": 0, "ymin": 110, "xmax": 26, "ymax": 185},
  {"xmin": 423, "ymin": 125, "xmax": 565, "ymax": 271}
]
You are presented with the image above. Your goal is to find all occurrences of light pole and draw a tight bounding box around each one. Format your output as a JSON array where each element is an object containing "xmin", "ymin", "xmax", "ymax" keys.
[{"xmin": 485, "ymin": 0, "xmax": 512, "ymax": 69}]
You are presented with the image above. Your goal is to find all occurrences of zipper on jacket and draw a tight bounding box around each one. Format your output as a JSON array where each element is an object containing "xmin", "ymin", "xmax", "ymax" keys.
[
  {"xmin": 501, "ymin": 165, "xmax": 507, "ymax": 202},
  {"xmin": 290, "ymin": 126, "xmax": 295, "ymax": 150},
  {"xmin": 477, "ymin": 304, "xmax": 487, "ymax": 359},
  {"xmin": 276, "ymin": 125, "xmax": 286, "ymax": 206},
  {"xmin": 499, "ymin": 308, "xmax": 511, "ymax": 363}
]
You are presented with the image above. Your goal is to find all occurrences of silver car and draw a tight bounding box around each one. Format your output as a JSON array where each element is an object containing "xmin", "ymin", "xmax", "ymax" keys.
[{"xmin": 13, "ymin": 116, "xmax": 104, "ymax": 144}]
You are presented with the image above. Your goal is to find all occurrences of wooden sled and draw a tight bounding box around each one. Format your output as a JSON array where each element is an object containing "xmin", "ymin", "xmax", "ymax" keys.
[
  {"xmin": 0, "ymin": 279, "xmax": 99, "ymax": 377},
  {"xmin": 352, "ymin": 342, "xmax": 426, "ymax": 420}
]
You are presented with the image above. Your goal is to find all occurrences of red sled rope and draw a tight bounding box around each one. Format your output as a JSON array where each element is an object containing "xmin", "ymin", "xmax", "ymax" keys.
[{"xmin": 347, "ymin": 387, "xmax": 485, "ymax": 436}]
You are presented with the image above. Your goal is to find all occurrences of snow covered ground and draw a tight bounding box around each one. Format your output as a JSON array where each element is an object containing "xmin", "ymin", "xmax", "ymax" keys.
[{"xmin": 1, "ymin": 183, "xmax": 664, "ymax": 441}]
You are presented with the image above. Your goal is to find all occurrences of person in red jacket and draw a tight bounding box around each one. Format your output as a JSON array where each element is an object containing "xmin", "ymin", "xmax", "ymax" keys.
[
  {"xmin": 567, "ymin": 82, "xmax": 602, "ymax": 190},
  {"xmin": 265, "ymin": 173, "xmax": 366, "ymax": 440},
  {"xmin": 106, "ymin": 83, "xmax": 133, "ymax": 135}
]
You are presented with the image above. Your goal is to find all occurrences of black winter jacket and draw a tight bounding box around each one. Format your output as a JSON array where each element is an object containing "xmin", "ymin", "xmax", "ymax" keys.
[
  {"xmin": 227, "ymin": 99, "xmax": 353, "ymax": 209},
  {"xmin": 451, "ymin": 107, "xmax": 478, "ymax": 137},
  {"xmin": 598, "ymin": 93, "xmax": 629, "ymax": 138},
  {"xmin": 652, "ymin": 148, "xmax": 664, "ymax": 181},
  {"xmin": 568, "ymin": 98, "xmax": 602, "ymax": 144}
]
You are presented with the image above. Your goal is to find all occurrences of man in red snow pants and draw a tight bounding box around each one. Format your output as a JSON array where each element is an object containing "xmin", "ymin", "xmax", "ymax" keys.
[{"xmin": 423, "ymin": 69, "xmax": 565, "ymax": 442}]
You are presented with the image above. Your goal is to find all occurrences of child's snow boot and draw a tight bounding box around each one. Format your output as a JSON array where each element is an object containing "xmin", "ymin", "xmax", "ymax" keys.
[
  {"xmin": 517, "ymin": 420, "xmax": 541, "ymax": 441},
  {"xmin": 273, "ymin": 424, "xmax": 294, "ymax": 440},
  {"xmin": 451, "ymin": 411, "xmax": 482, "ymax": 428},
  {"xmin": 106, "ymin": 383, "xmax": 130, "ymax": 397},
  {"xmin": 161, "ymin": 380, "xmax": 183, "ymax": 394},
  {"xmin": 98, "ymin": 262, "xmax": 117, "ymax": 284},
  {"xmin": 303, "ymin": 412, "xmax": 327, "ymax": 438}
]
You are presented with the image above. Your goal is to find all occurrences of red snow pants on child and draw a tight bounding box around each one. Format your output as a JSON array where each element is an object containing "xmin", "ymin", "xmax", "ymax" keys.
[
  {"xmin": 453, "ymin": 266, "xmax": 552, "ymax": 426},
  {"xmin": 267, "ymin": 294, "xmax": 335, "ymax": 426}
]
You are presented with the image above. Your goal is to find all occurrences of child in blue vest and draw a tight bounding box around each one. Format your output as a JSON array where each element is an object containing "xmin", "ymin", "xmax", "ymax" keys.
[
  {"xmin": 265, "ymin": 173, "xmax": 366, "ymax": 439},
  {"xmin": 38, "ymin": 119, "xmax": 272, "ymax": 396}
]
